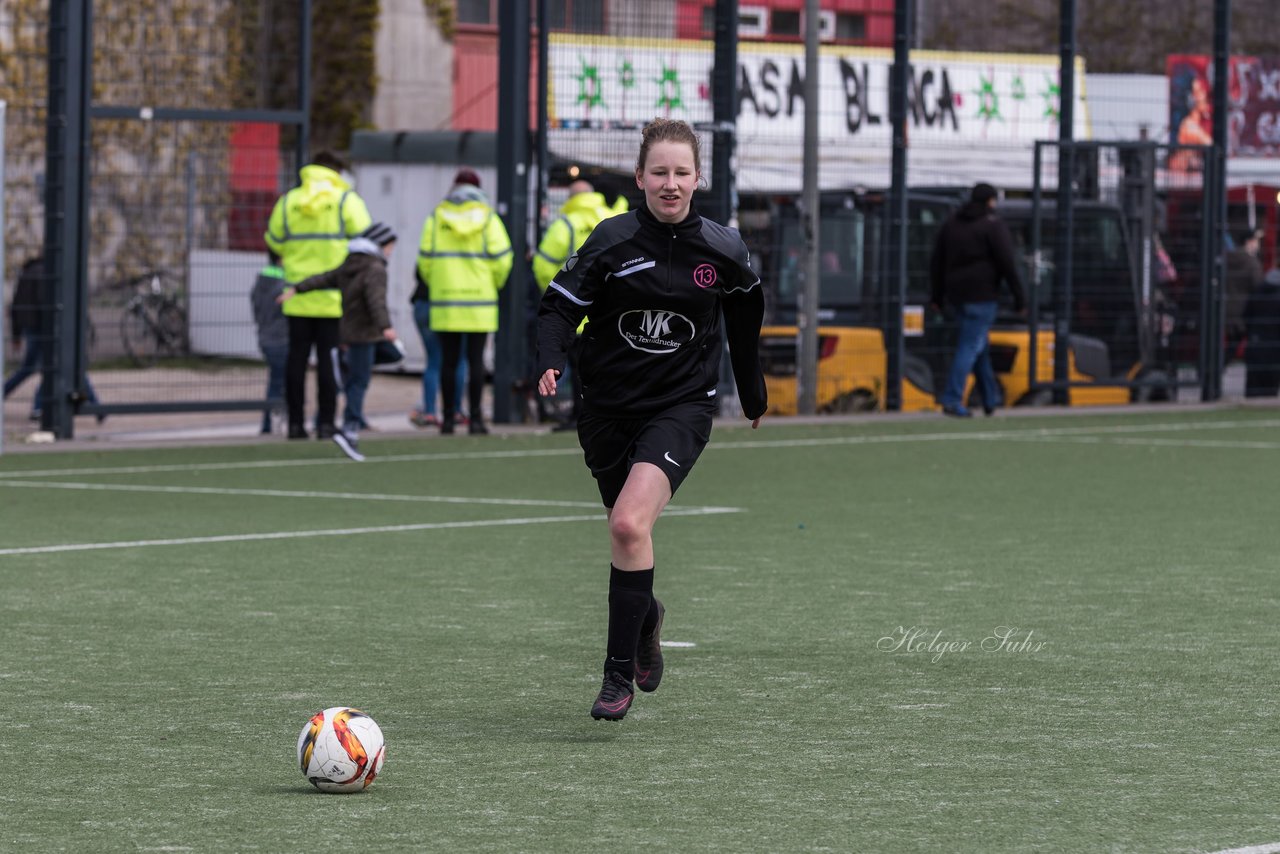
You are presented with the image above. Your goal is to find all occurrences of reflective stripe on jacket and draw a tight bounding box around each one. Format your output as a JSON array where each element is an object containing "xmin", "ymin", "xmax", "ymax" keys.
[
  {"xmin": 416, "ymin": 187, "xmax": 513, "ymax": 333},
  {"xmin": 265, "ymin": 164, "xmax": 372, "ymax": 317}
]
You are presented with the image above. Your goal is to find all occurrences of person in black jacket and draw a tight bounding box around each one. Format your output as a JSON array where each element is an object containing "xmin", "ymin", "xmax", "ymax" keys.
[
  {"xmin": 929, "ymin": 183, "xmax": 1026, "ymax": 417},
  {"xmin": 1244, "ymin": 268, "xmax": 1280, "ymax": 398},
  {"xmin": 536, "ymin": 118, "xmax": 767, "ymax": 722},
  {"xmin": 4, "ymin": 253, "xmax": 103, "ymax": 422}
]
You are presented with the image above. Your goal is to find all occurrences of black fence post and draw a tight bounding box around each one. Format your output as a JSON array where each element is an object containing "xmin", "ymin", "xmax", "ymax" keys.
[
  {"xmin": 1205, "ymin": 0, "xmax": 1231, "ymax": 401},
  {"xmin": 495, "ymin": 0, "xmax": 531, "ymax": 424},
  {"xmin": 709, "ymin": 0, "xmax": 738, "ymax": 228},
  {"xmin": 1052, "ymin": 0, "xmax": 1077, "ymax": 406},
  {"xmin": 43, "ymin": 0, "xmax": 93, "ymax": 439},
  {"xmin": 885, "ymin": 0, "xmax": 912, "ymax": 412}
]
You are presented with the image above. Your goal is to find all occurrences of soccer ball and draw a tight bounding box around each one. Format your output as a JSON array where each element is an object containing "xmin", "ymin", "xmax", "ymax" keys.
[{"xmin": 296, "ymin": 707, "xmax": 385, "ymax": 793}]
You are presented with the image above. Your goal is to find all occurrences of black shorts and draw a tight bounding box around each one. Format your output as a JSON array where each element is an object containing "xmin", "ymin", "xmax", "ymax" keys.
[{"xmin": 576, "ymin": 399, "xmax": 716, "ymax": 508}]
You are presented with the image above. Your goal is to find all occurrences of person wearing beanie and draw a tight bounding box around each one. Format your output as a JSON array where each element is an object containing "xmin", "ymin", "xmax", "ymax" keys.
[
  {"xmin": 929, "ymin": 182, "xmax": 1026, "ymax": 417},
  {"xmin": 264, "ymin": 150, "xmax": 373, "ymax": 440},
  {"xmin": 281, "ymin": 221, "xmax": 399, "ymax": 461},
  {"xmin": 416, "ymin": 168, "xmax": 513, "ymax": 435}
]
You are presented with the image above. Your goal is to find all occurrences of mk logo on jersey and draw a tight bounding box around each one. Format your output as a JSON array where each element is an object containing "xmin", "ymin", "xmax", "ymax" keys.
[
  {"xmin": 618, "ymin": 309, "xmax": 695, "ymax": 354},
  {"xmin": 639, "ymin": 310, "xmax": 676, "ymax": 338}
]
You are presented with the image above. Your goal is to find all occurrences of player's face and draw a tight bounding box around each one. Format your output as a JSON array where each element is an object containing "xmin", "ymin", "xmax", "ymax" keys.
[{"xmin": 637, "ymin": 140, "xmax": 698, "ymax": 224}]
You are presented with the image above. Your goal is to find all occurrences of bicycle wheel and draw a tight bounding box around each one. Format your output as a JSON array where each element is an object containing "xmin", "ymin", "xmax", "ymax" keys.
[
  {"xmin": 154, "ymin": 300, "xmax": 188, "ymax": 357},
  {"xmin": 120, "ymin": 301, "xmax": 160, "ymax": 366}
]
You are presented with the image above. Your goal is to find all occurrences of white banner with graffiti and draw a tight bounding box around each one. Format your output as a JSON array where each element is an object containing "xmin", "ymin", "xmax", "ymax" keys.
[{"xmin": 548, "ymin": 35, "xmax": 1090, "ymax": 191}]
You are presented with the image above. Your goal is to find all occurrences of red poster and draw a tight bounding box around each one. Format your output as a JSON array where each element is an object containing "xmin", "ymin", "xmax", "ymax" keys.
[{"xmin": 1168, "ymin": 54, "xmax": 1280, "ymax": 169}]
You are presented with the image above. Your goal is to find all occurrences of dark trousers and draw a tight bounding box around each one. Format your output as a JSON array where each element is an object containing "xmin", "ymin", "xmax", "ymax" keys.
[
  {"xmin": 1246, "ymin": 347, "xmax": 1280, "ymax": 398},
  {"xmin": 439, "ymin": 331, "xmax": 487, "ymax": 422},
  {"xmin": 259, "ymin": 343, "xmax": 288, "ymax": 432},
  {"xmin": 285, "ymin": 315, "xmax": 341, "ymax": 430}
]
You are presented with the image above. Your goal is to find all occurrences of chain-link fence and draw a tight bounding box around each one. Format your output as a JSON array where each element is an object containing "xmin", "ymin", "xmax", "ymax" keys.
[
  {"xmin": 2, "ymin": 1, "xmax": 306, "ymax": 437},
  {"xmin": 6, "ymin": 1, "xmax": 1274, "ymax": 438},
  {"xmin": 538, "ymin": 1, "xmax": 1256, "ymax": 414}
]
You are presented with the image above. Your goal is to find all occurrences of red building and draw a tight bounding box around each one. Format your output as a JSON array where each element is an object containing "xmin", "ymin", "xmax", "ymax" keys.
[
  {"xmin": 674, "ymin": 0, "xmax": 894, "ymax": 45},
  {"xmin": 452, "ymin": 0, "xmax": 895, "ymax": 131}
]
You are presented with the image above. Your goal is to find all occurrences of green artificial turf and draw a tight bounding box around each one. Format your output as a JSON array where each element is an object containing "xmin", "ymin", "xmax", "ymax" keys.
[{"xmin": 1, "ymin": 410, "xmax": 1278, "ymax": 852}]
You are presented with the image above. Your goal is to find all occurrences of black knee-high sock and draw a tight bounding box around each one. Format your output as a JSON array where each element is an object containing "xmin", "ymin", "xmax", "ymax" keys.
[
  {"xmin": 640, "ymin": 589, "xmax": 661, "ymax": 637},
  {"xmin": 605, "ymin": 565, "xmax": 654, "ymax": 679}
]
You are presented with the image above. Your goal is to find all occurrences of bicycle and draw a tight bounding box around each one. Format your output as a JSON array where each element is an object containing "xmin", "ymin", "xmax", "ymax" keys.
[{"xmin": 114, "ymin": 270, "xmax": 188, "ymax": 366}]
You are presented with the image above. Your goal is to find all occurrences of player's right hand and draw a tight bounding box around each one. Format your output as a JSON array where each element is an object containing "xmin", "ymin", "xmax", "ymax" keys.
[{"xmin": 537, "ymin": 368, "xmax": 560, "ymax": 397}]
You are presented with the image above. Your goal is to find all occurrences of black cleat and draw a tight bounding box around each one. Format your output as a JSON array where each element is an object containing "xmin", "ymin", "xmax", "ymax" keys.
[
  {"xmin": 287, "ymin": 425, "xmax": 309, "ymax": 440},
  {"xmin": 590, "ymin": 671, "xmax": 634, "ymax": 721},
  {"xmin": 634, "ymin": 599, "xmax": 665, "ymax": 693},
  {"xmin": 468, "ymin": 419, "xmax": 489, "ymax": 435},
  {"xmin": 316, "ymin": 424, "xmax": 338, "ymax": 439}
]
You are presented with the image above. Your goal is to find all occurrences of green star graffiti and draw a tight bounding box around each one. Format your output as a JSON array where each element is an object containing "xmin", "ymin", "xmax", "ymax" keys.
[
  {"xmin": 973, "ymin": 72, "xmax": 1000, "ymax": 121},
  {"xmin": 575, "ymin": 57, "xmax": 604, "ymax": 110},
  {"xmin": 654, "ymin": 64, "xmax": 684, "ymax": 112},
  {"xmin": 1041, "ymin": 75, "xmax": 1060, "ymax": 121},
  {"xmin": 618, "ymin": 59, "xmax": 636, "ymax": 91}
]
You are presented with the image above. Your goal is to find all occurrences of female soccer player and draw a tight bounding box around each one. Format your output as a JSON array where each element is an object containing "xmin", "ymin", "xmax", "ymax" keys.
[{"xmin": 535, "ymin": 118, "xmax": 767, "ymax": 721}]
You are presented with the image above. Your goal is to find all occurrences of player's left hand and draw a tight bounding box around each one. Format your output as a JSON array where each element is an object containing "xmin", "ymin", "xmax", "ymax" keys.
[
  {"xmin": 750, "ymin": 416, "xmax": 761, "ymax": 429},
  {"xmin": 537, "ymin": 368, "xmax": 561, "ymax": 397}
]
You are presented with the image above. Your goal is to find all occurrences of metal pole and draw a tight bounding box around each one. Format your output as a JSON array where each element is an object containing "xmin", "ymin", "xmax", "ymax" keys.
[
  {"xmin": 1030, "ymin": 142, "xmax": 1044, "ymax": 393},
  {"xmin": 1199, "ymin": 158, "xmax": 1216, "ymax": 399},
  {"xmin": 534, "ymin": 0, "xmax": 549, "ymax": 248},
  {"xmin": 710, "ymin": 0, "xmax": 738, "ymax": 227},
  {"xmin": 43, "ymin": 0, "xmax": 93, "ymax": 439},
  {"xmin": 296, "ymin": 0, "xmax": 311, "ymax": 172},
  {"xmin": 495, "ymin": 0, "xmax": 531, "ymax": 423},
  {"xmin": 885, "ymin": 0, "xmax": 912, "ymax": 411},
  {"xmin": 1052, "ymin": 0, "xmax": 1077, "ymax": 406},
  {"xmin": 1206, "ymin": 0, "xmax": 1230, "ymax": 401},
  {"xmin": 796, "ymin": 0, "xmax": 821, "ymax": 415}
]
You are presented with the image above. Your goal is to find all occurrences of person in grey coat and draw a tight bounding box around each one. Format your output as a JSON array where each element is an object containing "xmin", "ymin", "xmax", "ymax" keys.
[{"xmin": 250, "ymin": 252, "xmax": 289, "ymax": 433}]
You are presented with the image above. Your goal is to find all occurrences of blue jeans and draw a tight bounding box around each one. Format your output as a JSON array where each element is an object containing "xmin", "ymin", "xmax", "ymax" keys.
[
  {"xmin": 3, "ymin": 333, "xmax": 42, "ymax": 399},
  {"xmin": 940, "ymin": 301, "xmax": 999, "ymax": 410},
  {"xmin": 342, "ymin": 342, "xmax": 375, "ymax": 433},
  {"xmin": 412, "ymin": 300, "xmax": 465, "ymax": 415},
  {"xmin": 4, "ymin": 333, "xmax": 99, "ymax": 415},
  {"xmin": 260, "ymin": 344, "xmax": 288, "ymax": 432}
]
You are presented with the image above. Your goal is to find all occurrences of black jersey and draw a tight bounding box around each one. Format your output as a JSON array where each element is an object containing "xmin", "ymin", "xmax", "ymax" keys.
[{"xmin": 536, "ymin": 202, "xmax": 767, "ymax": 419}]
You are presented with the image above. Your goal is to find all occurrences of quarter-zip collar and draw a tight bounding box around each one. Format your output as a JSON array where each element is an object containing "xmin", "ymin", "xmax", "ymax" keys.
[{"xmin": 637, "ymin": 199, "xmax": 702, "ymax": 237}]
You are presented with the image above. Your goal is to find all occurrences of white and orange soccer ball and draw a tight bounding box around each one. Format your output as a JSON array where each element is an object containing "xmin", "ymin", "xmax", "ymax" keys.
[{"xmin": 296, "ymin": 707, "xmax": 385, "ymax": 793}]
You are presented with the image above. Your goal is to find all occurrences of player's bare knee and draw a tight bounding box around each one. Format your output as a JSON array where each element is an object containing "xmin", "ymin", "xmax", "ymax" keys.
[{"xmin": 608, "ymin": 510, "xmax": 649, "ymax": 552}]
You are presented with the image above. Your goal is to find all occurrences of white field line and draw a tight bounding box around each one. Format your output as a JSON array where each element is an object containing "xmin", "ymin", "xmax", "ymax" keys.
[
  {"xmin": 1205, "ymin": 843, "xmax": 1280, "ymax": 854},
  {"xmin": 1003, "ymin": 435, "xmax": 1280, "ymax": 450},
  {"xmin": 0, "ymin": 505, "xmax": 740, "ymax": 556},
  {"xmin": 1, "ymin": 418, "xmax": 1276, "ymax": 481},
  {"xmin": 0, "ymin": 480, "xmax": 610, "ymax": 508}
]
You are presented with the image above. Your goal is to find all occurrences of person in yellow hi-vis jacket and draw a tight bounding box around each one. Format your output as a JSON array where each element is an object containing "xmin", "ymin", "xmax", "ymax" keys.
[
  {"xmin": 532, "ymin": 179, "xmax": 627, "ymax": 429},
  {"xmin": 264, "ymin": 151, "xmax": 372, "ymax": 439},
  {"xmin": 417, "ymin": 168, "xmax": 513, "ymax": 435}
]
